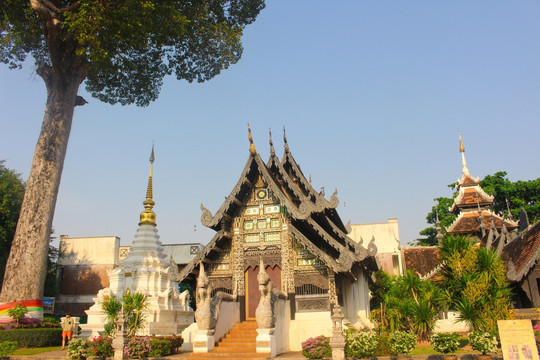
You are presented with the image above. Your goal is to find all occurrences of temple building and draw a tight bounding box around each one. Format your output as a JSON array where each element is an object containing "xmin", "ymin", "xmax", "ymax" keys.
[
  {"xmin": 446, "ymin": 134, "xmax": 518, "ymax": 241},
  {"xmin": 178, "ymin": 128, "xmax": 379, "ymax": 351}
]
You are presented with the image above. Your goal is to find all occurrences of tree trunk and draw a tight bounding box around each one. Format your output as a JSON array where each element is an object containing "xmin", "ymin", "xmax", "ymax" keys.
[{"xmin": 0, "ymin": 71, "xmax": 81, "ymax": 303}]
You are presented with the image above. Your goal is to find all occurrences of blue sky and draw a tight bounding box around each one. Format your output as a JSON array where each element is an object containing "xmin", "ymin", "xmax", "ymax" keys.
[{"xmin": 1, "ymin": 1, "xmax": 539, "ymax": 247}]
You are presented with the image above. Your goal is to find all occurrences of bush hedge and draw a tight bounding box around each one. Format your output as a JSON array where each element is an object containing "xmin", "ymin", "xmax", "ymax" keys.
[{"xmin": 0, "ymin": 328, "xmax": 62, "ymax": 347}]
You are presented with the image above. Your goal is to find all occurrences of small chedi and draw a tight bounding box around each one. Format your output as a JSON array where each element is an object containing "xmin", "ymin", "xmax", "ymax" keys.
[{"xmin": 81, "ymin": 147, "xmax": 193, "ymax": 338}]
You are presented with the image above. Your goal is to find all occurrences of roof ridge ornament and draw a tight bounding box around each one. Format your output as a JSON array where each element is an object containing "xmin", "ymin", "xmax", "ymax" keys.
[
  {"xmin": 459, "ymin": 132, "xmax": 469, "ymax": 175},
  {"xmin": 248, "ymin": 123, "xmax": 256, "ymax": 156},
  {"xmin": 269, "ymin": 128, "xmax": 275, "ymax": 156},
  {"xmin": 139, "ymin": 144, "xmax": 157, "ymax": 226},
  {"xmin": 283, "ymin": 126, "xmax": 290, "ymax": 153}
]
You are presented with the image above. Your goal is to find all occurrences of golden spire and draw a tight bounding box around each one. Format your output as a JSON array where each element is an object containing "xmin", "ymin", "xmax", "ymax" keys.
[
  {"xmin": 139, "ymin": 145, "xmax": 157, "ymax": 226},
  {"xmin": 248, "ymin": 123, "xmax": 256, "ymax": 156},
  {"xmin": 459, "ymin": 132, "xmax": 469, "ymax": 175}
]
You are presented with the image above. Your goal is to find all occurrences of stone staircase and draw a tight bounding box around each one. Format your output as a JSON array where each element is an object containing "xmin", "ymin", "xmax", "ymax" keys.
[{"xmin": 189, "ymin": 320, "xmax": 270, "ymax": 360}]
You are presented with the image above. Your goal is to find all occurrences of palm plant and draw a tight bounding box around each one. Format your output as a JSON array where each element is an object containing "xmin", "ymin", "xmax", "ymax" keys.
[
  {"xmin": 122, "ymin": 290, "xmax": 149, "ymax": 337},
  {"xmin": 100, "ymin": 295, "xmax": 122, "ymax": 336},
  {"xmin": 409, "ymin": 300, "xmax": 438, "ymax": 341}
]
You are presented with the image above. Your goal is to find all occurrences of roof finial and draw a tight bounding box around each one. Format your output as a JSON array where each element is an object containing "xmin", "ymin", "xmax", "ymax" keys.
[
  {"xmin": 248, "ymin": 123, "xmax": 256, "ymax": 156},
  {"xmin": 459, "ymin": 132, "xmax": 469, "ymax": 175},
  {"xmin": 269, "ymin": 128, "xmax": 275, "ymax": 155},
  {"xmin": 139, "ymin": 144, "xmax": 157, "ymax": 226},
  {"xmin": 283, "ymin": 126, "xmax": 290, "ymax": 153}
]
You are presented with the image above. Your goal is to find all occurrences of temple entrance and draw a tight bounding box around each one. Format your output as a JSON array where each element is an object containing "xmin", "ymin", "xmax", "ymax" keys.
[{"xmin": 245, "ymin": 265, "xmax": 281, "ymax": 319}]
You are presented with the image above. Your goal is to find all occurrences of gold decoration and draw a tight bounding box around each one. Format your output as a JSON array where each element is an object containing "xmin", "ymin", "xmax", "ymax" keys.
[
  {"xmin": 459, "ymin": 132, "xmax": 465, "ymax": 153},
  {"xmin": 248, "ymin": 123, "xmax": 256, "ymax": 156},
  {"xmin": 139, "ymin": 145, "xmax": 157, "ymax": 226}
]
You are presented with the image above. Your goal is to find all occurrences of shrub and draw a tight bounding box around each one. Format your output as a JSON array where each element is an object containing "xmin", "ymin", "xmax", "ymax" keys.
[
  {"xmin": 0, "ymin": 341, "xmax": 18, "ymax": 358},
  {"xmin": 344, "ymin": 328, "xmax": 379, "ymax": 358},
  {"xmin": 124, "ymin": 336, "xmax": 151, "ymax": 359},
  {"xmin": 67, "ymin": 338, "xmax": 88, "ymax": 360},
  {"xmin": 301, "ymin": 335, "xmax": 331, "ymax": 359},
  {"xmin": 87, "ymin": 336, "xmax": 113, "ymax": 360},
  {"xmin": 468, "ymin": 331, "xmax": 499, "ymax": 355},
  {"xmin": 388, "ymin": 331, "xmax": 417, "ymax": 355},
  {"xmin": 160, "ymin": 335, "xmax": 183, "ymax": 354},
  {"xmin": 430, "ymin": 332, "xmax": 460, "ymax": 354},
  {"xmin": 0, "ymin": 328, "xmax": 61, "ymax": 347},
  {"xmin": 149, "ymin": 338, "xmax": 171, "ymax": 357}
]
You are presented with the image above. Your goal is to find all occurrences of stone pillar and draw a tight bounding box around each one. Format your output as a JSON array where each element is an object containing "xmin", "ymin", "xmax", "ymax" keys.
[
  {"xmin": 112, "ymin": 308, "xmax": 128, "ymax": 360},
  {"xmin": 193, "ymin": 329, "xmax": 215, "ymax": 353},
  {"xmin": 256, "ymin": 328, "xmax": 276, "ymax": 357},
  {"xmin": 72, "ymin": 317, "xmax": 80, "ymax": 339},
  {"xmin": 330, "ymin": 305, "xmax": 346, "ymax": 360}
]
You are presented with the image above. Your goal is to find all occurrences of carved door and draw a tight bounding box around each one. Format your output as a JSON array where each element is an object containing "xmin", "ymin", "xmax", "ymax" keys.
[{"xmin": 245, "ymin": 265, "xmax": 281, "ymax": 319}]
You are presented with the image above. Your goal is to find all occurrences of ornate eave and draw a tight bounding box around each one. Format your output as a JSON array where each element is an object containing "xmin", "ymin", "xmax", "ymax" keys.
[
  {"xmin": 504, "ymin": 221, "xmax": 540, "ymax": 282},
  {"xmin": 450, "ymin": 186, "xmax": 495, "ymax": 213},
  {"xmin": 178, "ymin": 230, "xmax": 227, "ymax": 281},
  {"xmin": 447, "ymin": 209, "xmax": 518, "ymax": 235}
]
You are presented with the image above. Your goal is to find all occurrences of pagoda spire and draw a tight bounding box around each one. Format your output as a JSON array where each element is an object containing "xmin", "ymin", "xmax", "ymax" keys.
[
  {"xmin": 459, "ymin": 132, "xmax": 469, "ymax": 175},
  {"xmin": 139, "ymin": 145, "xmax": 157, "ymax": 226},
  {"xmin": 248, "ymin": 123, "xmax": 256, "ymax": 156}
]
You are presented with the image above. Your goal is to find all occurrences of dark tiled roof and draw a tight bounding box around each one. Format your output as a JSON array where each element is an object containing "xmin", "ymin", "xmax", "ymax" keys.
[
  {"xmin": 402, "ymin": 247, "xmax": 441, "ymax": 277},
  {"xmin": 504, "ymin": 221, "xmax": 540, "ymax": 282}
]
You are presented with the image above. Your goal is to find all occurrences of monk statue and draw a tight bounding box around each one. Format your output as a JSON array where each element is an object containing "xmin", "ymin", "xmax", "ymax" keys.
[
  {"xmin": 194, "ymin": 263, "xmax": 235, "ymax": 330},
  {"xmin": 255, "ymin": 258, "xmax": 286, "ymax": 329}
]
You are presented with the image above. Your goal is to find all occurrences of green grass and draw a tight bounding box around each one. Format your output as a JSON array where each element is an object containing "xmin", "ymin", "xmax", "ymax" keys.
[{"xmin": 13, "ymin": 346, "xmax": 62, "ymax": 355}]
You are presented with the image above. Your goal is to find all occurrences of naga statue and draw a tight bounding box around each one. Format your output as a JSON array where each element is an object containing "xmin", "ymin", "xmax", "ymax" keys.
[
  {"xmin": 194, "ymin": 263, "xmax": 235, "ymax": 330},
  {"xmin": 255, "ymin": 258, "xmax": 286, "ymax": 329}
]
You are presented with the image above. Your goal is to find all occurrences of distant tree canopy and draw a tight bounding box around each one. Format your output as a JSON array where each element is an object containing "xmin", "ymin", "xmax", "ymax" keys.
[
  {"xmin": 0, "ymin": 160, "xmax": 25, "ymax": 289},
  {"xmin": 0, "ymin": 0, "xmax": 265, "ymax": 303},
  {"xmin": 416, "ymin": 172, "xmax": 540, "ymax": 246}
]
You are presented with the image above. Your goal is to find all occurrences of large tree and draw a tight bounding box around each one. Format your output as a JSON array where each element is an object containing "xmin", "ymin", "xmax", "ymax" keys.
[
  {"xmin": 416, "ymin": 172, "xmax": 540, "ymax": 246},
  {"xmin": 0, "ymin": 0, "xmax": 265, "ymax": 303},
  {"xmin": 0, "ymin": 160, "xmax": 25, "ymax": 290}
]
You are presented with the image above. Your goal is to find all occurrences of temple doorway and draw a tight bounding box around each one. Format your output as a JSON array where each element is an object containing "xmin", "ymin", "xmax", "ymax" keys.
[{"xmin": 245, "ymin": 265, "xmax": 281, "ymax": 319}]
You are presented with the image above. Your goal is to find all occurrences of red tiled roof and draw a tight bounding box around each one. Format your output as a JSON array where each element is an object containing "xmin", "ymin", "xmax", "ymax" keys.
[
  {"xmin": 456, "ymin": 188, "xmax": 493, "ymax": 207},
  {"xmin": 402, "ymin": 247, "xmax": 441, "ymax": 277},
  {"xmin": 504, "ymin": 221, "xmax": 540, "ymax": 281},
  {"xmin": 447, "ymin": 210, "xmax": 518, "ymax": 234},
  {"xmin": 460, "ymin": 174, "xmax": 479, "ymax": 186}
]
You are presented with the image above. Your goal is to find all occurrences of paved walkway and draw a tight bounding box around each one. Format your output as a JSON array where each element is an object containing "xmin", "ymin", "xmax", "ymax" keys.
[{"xmin": 9, "ymin": 349, "xmax": 502, "ymax": 360}]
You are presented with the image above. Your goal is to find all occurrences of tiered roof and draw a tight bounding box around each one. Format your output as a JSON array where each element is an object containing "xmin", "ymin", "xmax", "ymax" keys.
[
  {"xmin": 179, "ymin": 127, "xmax": 378, "ymax": 281},
  {"xmin": 504, "ymin": 221, "xmax": 540, "ymax": 282},
  {"xmin": 446, "ymin": 134, "xmax": 518, "ymax": 237}
]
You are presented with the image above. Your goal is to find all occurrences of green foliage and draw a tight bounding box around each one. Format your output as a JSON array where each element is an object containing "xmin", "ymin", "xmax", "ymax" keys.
[
  {"xmin": 149, "ymin": 338, "xmax": 171, "ymax": 357},
  {"xmin": 87, "ymin": 336, "xmax": 112, "ymax": 360},
  {"xmin": 7, "ymin": 303, "xmax": 28, "ymax": 326},
  {"xmin": 179, "ymin": 282, "xmax": 195, "ymax": 310},
  {"xmin": 1, "ymin": 0, "xmax": 266, "ymax": 107},
  {"xmin": 160, "ymin": 335, "xmax": 183, "ymax": 354},
  {"xmin": 387, "ymin": 331, "xmax": 417, "ymax": 355},
  {"xmin": 0, "ymin": 340, "xmax": 17, "ymax": 358},
  {"xmin": 344, "ymin": 328, "xmax": 379, "ymax": 358},
  {"xmin": 430, "ymin": 332, "xmax": 460, "ymax": 354},
  {"xmin": 437, "ymin": 235, "xmax": 513, "ymax": 331},
  {"xmin": 416, "ymin": 194, "xmax": 456, "ymax": 246},
  {"xmin": 67, "ymin": 338, "xmax": 88, "ymax": 360},
  {"xmin": 301, "ymin": 335, "xmax": 331, "ymax": 359},
  {"xmin": 100, "ymin": 290, "xmax": 149, "ymax": 337},
  {"xmin": 468, "ymin": 331, "xmax": 499, "ymax": 355},
  {"xmin": 0, "ymin": 160, "xmax": 25, "ymax": 289},
  {"xmin": 0, "ymin": 328, "xmax": 61, "ymax": 347},
  {"xmin": 480, "ymin": 171, "xmax": 540, "ymax": 223}
]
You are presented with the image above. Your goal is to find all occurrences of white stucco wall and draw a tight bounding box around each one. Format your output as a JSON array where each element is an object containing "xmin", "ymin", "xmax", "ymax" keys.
[
  {"xmin": 59, "ymin": 235, "xmax": 120, "ymax": 266},
  {"xmin": 348, "ymin": 218, "xmax": 403, "ymax": 275}
]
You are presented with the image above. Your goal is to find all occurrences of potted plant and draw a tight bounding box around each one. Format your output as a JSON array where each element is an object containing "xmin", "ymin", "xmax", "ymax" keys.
[
  {"xmin": 468, "ymin": 331, "xmax": 499, "ymax": 360},
  {"xmin": 430, "ymin": 332, "xmax": 460, "ymax": 360},
  {"xmin": 388, "ymin": 330, "xmax": 417, "ymax": 358}
]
